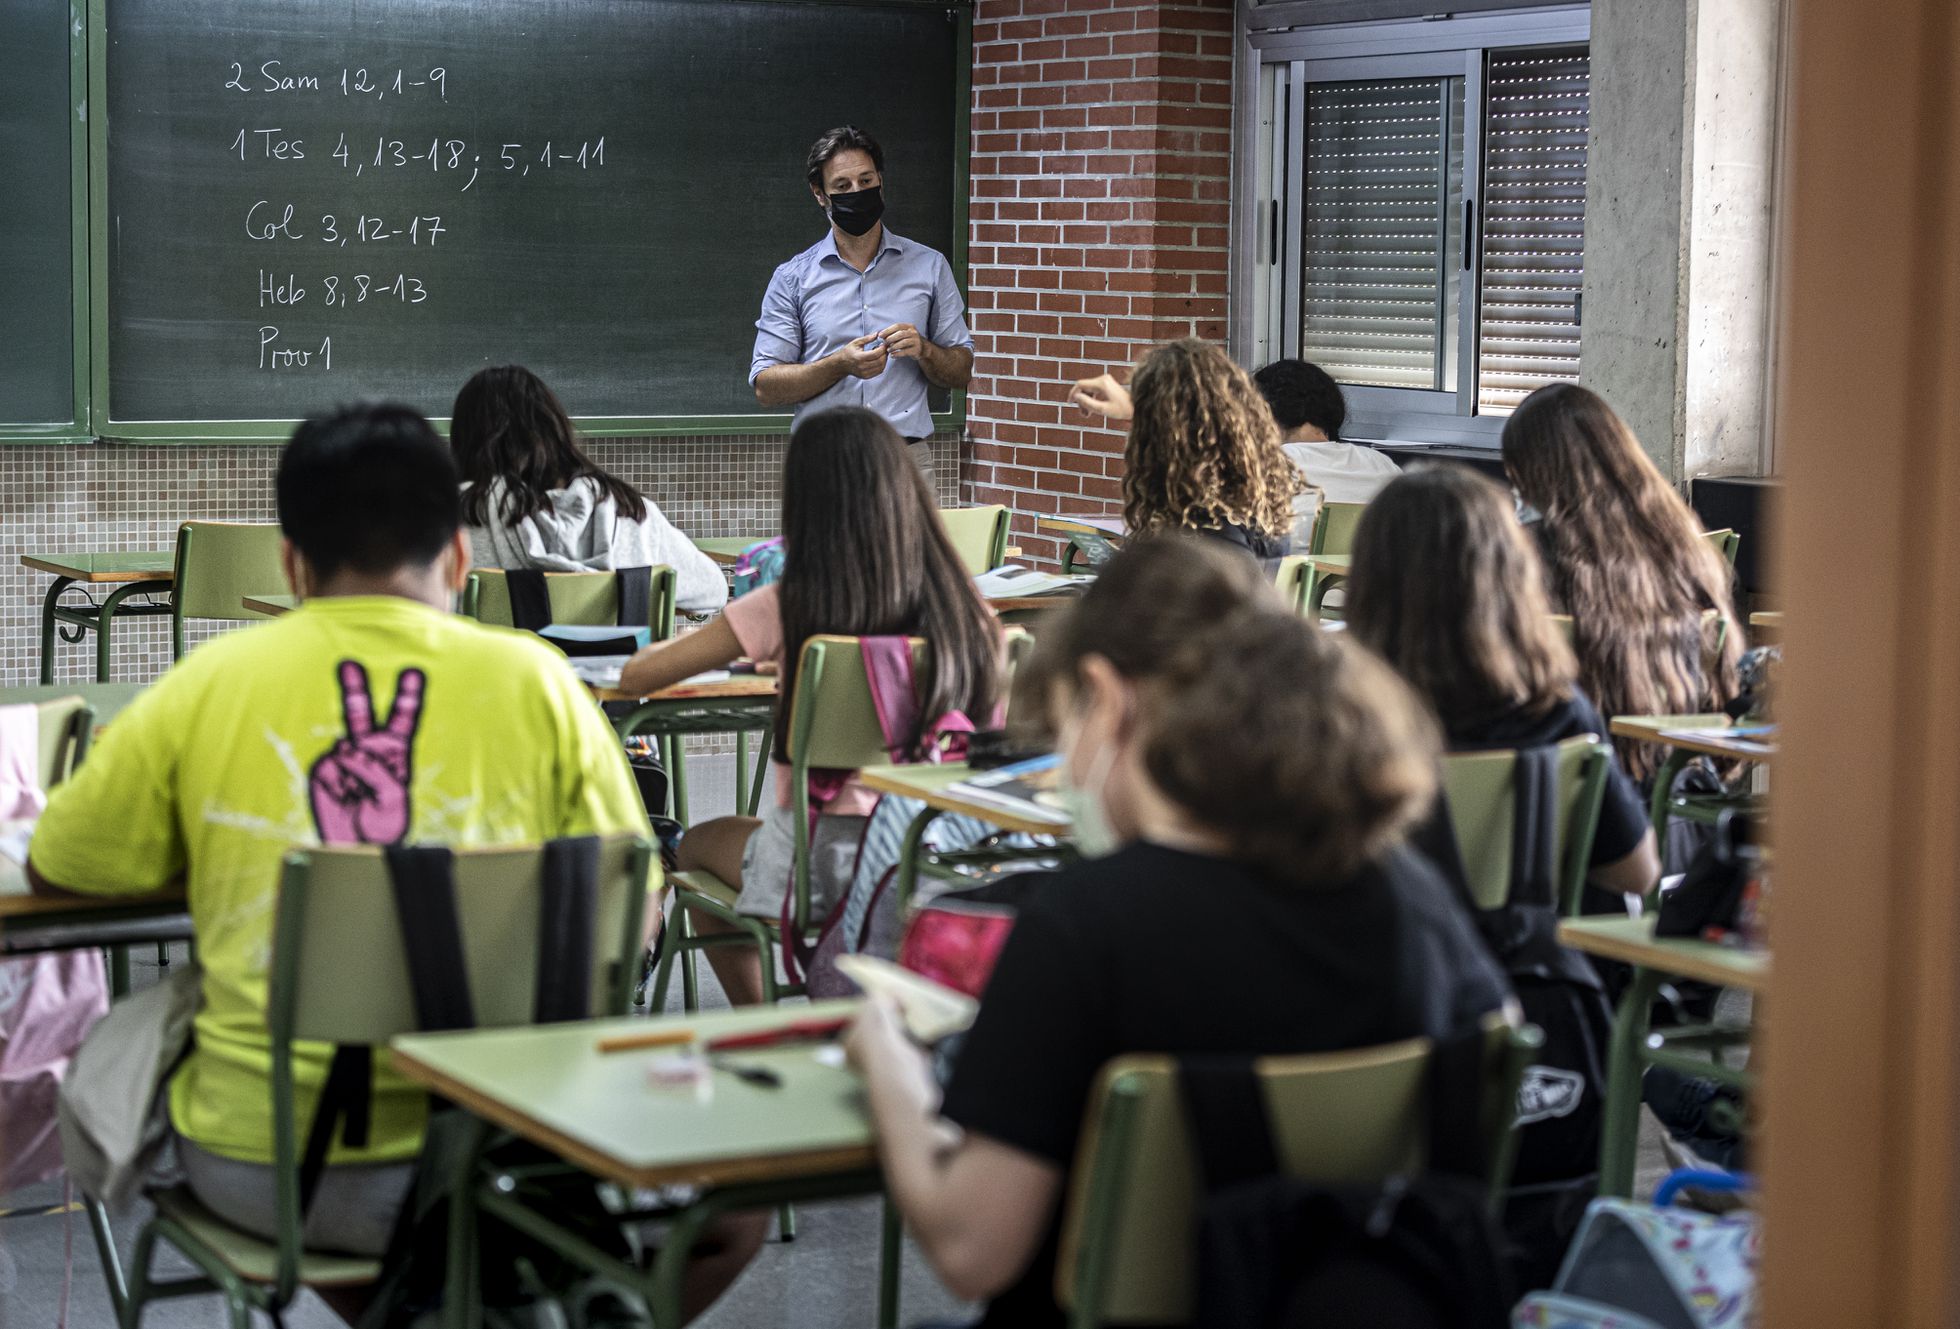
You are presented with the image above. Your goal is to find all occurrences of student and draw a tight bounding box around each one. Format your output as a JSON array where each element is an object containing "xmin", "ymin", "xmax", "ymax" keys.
[
  {"xmin": 452, "ymin": 365, "xmax": 728, "ymax": 615},
  {"xmin": 1345, "ymin": 466, "xmax": 1661, "ymax": 902},
  {"xmin": 1502, "ymin": 383, "xmax": 1743, "ymax": 782},
  {"xmin": 1069, "ymin": 340, "xmax": 1301, "ymax": 559},
  {"xmin": 27, "ymin": 406, "xmax": 762, "ymax": 1319},
  {"xmin": 616, "ymin": 406, "xmax": 1001, "ymax": 1006},
  {"xmin": 845, "ymin": 535, "xmax": 1511, "ymax": 1328},
  {"xmin": 1252, "ymin": 357, "xmax": 1402, "ymax": 547}
]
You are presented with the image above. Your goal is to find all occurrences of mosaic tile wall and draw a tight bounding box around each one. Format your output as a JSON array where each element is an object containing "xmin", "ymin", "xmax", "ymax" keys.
[{"xmin": 0, "ymin": 432, "xmax": 964, "ymax": 688}]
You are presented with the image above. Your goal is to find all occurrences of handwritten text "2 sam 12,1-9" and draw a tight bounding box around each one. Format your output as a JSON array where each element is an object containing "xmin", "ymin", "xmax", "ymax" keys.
[{"xmin": 226, "ymin": 62, "xmax": 447, "ymax": 100}]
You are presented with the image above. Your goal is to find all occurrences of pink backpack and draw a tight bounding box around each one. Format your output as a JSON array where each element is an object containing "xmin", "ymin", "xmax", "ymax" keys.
[{"xmin": 780, "ymin": 637, "xmax": 978, "ymax": 990}]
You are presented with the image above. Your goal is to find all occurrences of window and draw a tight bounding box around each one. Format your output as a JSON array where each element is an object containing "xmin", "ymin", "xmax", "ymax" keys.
[{"xmin": 1247, "ymin": 9, "xmax": 1591, "ymax": 445}]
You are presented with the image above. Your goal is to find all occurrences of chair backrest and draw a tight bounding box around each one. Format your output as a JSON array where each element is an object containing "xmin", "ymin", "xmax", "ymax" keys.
[
  {"xmin": 271, "ymin": 834, "xmax": 654, "ymax": 1048},
  {"xmin": 29, "ymin": 695, "xmax": 91, "ymax": 791},
  {"xmin": 1440, "ymin": 735, "xmax": 1611, "ymax": 913},
  {"xmin": 1309, "ymin": 500, "xmax": 1368, "ymax": 556},
  {"xmin": 1702, "ymin": 527, "xmax": 1741, "ymax": 567},
  {"xmin": 1055, "ymin": 1017, "xmax": 1537, "ymax": 1326},
  {"xmin": 1272, "ymin": 554, "xmax": 1311, "ymax": 614},
  {"xmin": 172, "ymin": 522, "xmax": 288, "ymax": 648},
  {"xmin": 785, "ymin": 634, "xmax": 929, "ymax": 777},
  {"xmin": 466, "ymin": 566, "xmax": 677, "ymax": 640},
  {"xmin": 940, "ymin": 505, "xmax": 1011, "ymax": 574}
]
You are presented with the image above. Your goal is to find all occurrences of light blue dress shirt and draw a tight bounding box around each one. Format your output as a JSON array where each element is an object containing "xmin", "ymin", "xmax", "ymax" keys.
[{"xmin": 749, "ymin": 228, "xmax": 974, "ymax": 440}]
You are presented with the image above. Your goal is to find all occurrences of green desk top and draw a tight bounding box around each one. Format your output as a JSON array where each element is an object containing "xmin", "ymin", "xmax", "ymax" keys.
[
  {"xmin": 0, "ymin": 682, "xmax": 146, "ymax": 729},
  {"xmin": 1558, "ymin": 915, "xmax": 1769, "ymax": 993},
  {"xmin": 693, "ymin": 537, "xmax": 771, "ymax": 566},
  {"xmin": 391, "ymin": 1001, "xmax": 875, "ymax": 1189},
  {"xmin": 22, "ymin": 552, "xmax": 175, "ymax": 582},
  {"xmin": 857, "ymin": 762, "xmax": 1073, "ymax": 836}
]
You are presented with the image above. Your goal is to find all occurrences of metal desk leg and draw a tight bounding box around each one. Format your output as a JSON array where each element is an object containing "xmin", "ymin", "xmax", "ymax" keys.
[
  {"xmin": 879, "ymin": 1198, "xmax": 903, "ymax": 1329},
  {"xmin": 95, "ymin": 583, "xmax": 161, "ymax": 682},
  {"xmin": 745, "ymin": 727, "xmax": 774, "ymax": 816},
  {"xmin": 39, "ymin": 577, "xmax": 74, "ymax": 685},
  {"xmin": 1600, "ymin": 966, "xmax": 1664, "ymax": 1198},
  {"xmin": 442, "ymin": 1117, "xmax": 492, "ymax": 1329},
  {"xmin": 1648, "ymin": 748, "xmax": 1692, "ymax": 849},
  {"xmin": 894, "ymin": 807, "xmax": 943, "ymax": 913},
  {"xmin": 87, "ymin": 1194, "xmax": 128, "ymax": 1318}
]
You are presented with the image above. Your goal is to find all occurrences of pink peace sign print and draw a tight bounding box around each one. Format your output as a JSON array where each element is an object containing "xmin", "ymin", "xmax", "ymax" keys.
[{"xmin": 308, "ymin": 660, "xmax": 428, "ymax": 845}]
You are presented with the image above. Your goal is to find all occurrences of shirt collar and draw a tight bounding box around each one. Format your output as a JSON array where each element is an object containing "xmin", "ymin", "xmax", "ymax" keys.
[{"xmin": 817, "ymin": 226, "xmax": 906, "ymax": 266}]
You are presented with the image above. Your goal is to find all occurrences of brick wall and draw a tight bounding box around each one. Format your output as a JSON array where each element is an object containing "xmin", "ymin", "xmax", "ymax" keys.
[{"xmin": 963, "ymin": 0, "xmax": 1236, "ymax": 566}]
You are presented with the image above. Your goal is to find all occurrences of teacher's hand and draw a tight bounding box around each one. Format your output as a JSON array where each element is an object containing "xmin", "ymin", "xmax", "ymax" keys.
[
  {"xmin": 1069, "ymin": 373, "xmax": 1133, "ymax": 422},
  {"xmin": 835, "ymin": 334, "xmax": 889, "ymax": 380},
  {"xmin": 877, "ymin": 322, "xmax": 928, "ymax": 361}
]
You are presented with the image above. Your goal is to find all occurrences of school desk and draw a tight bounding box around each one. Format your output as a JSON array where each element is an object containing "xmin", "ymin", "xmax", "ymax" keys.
[
  {"xmin": 22, "ymin": 552, "xmax": 176, "ymax": 684},
  {"xmin": 692, "ymin": 536, "xmax": 771, "ymax": 567},
  {"xmin": 596, "ymin": 674, "xmax": 780, "ymax": 822},
  {"xmin": 857, "ymin": 762, "xmax": 1073, "ymax": 907},
  {"xmin": 1036, "ymin": 514, "xmax": 1125, "ymax": 540},
  {"xmin": 390, "ymin": 1000, "xmax": 897, "ymax": 1329},
  {"xmin": 1304, "ymin": 553, "xmax": 1352, "ymax": 620},
  {"xmin": 241, "ymin": 593, "xmax": 297, "ymax": 616},
  {"xmin": 0, "ymin": 857, "xmax": 190, "ymax": 995},
  {"xmin": 1610, "ymin": 714, "xmax": 1774, "ymax": 844},
  {"xmin": 1560, "ymin": 915, "xmax": 1768, "ymax": 1197},
  {"xmin": 0, "ymin": 681, "xmax": 146, "ymax": 732}
]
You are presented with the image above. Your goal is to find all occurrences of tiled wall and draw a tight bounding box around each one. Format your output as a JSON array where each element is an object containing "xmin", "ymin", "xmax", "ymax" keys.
[{"xmin": 1, "ymin": 433, "xmax": 962, "ymax": 688}]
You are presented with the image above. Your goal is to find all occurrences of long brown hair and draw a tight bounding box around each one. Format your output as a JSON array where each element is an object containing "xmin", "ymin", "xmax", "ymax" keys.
[
  {"xmin": 1503, "ymin": 383, "xmax": 1741, "ymax": 779},
  {"xmin": 451, "ymin": 365, "xmax": 648, "ymax": 528},
  {"xmin": 1347, "ymin": 467, "xmax": 1577, "ymax": 736},
  {"xmin": 1123, "ymin": 340, "xmax": 1302, "ymax": 543},
  {"xmin": 775, "ymin": 408, "xmax": 1000, "ymax": 756},
  {"xmin": 1024, "ymin": 536, "xmax": 1438, "ymax": 885}
]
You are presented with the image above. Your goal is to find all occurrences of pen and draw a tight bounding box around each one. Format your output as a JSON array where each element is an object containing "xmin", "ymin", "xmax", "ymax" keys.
[
  {"xmin": 711, "ymin": 1056, "xmax": 784, "ymax": 1090},
  {"xmin": 704, "ymin": 1016, "xmax": 851, "ymax": 1053}
]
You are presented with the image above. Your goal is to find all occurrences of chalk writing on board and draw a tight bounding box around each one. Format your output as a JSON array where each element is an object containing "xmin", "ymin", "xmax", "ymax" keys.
[
  {"xmin": 226, "ymin": 63, "xmax": 448, "ymax": 101},
  {"xmin": 260, "ymin": 272, "xmax": 431, "ymax": 308},
  {"xmin": 258, "ymin": 328, "xmax": 332, "ymax": 369}
]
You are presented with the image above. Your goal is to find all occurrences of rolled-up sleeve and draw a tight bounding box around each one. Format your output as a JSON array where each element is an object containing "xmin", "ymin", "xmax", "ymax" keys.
[
  {"xmin": 927, "ymin": 254, "xmax": 974, "ymax": 352},
  {"xmin": 750, "ymin": 262, "xmax": 805, "ymax": 384}
]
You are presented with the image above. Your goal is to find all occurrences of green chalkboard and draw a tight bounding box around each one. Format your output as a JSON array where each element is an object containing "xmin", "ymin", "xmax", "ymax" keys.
[
  {"xmin": 1, "ymin": 0, "xmax": 86, "ymax": 437},
  {"xmin": 94, "ymin": 0, "xmax": 968, "ymax": 439}
]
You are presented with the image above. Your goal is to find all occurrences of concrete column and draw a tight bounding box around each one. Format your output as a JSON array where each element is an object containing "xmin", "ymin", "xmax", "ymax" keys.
[{"xmin": 1581, "ymin": 0, "xmax": 1781, "ymax": 481}]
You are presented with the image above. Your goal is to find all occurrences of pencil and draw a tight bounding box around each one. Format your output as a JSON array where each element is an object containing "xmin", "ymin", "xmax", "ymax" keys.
[{"xmin": 597, "ymin": 1028, "xmax": 694, "ymax": 1054}]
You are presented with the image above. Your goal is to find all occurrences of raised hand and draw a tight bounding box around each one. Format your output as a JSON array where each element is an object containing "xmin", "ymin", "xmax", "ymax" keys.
[
  {"xmin": 1069, "ymin": 373, "xmax": 1134, "ymax": 422},
  {"xmin": 308, "ymin": 661, "xmax": 427, "ymax": 845}
]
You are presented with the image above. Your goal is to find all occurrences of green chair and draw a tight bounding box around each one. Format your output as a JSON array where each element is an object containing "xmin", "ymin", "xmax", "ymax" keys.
[
  {"xmin": 24, "ymin": 693, "xmax": 93, "ymax": 792},
  {"xmin": 464, "ymin": 566, "xmax": 677, "ymax": 641},
  {"xmin": 939, "ymin": 505, "xmax": 1011, "ymax": 575},
  {"xmin": 115, "ymin": 834, "xmax": 655, "ymax": 1329},
  {"xmin": 655, "ymin": 634, "xmax": 924, "ymax": 1012},
  {"xmin": 1272, "ymin": 555, "xmax": 1311, "ymax": 615},
  {"xmin": 1054, "ymin": 1017, "xmax": 1540, "ymax": 1328},
  {"xmin": 170, "ymin": 522, "xmax": 288, "ymax": 659},
  {"xmin": 1302, "ymin": 500, "xmax": 1367, "ymax": 622},
  {"xmin": 1439, "ymin": 736, "xmax": 1612, "ymax": 916},
  {"xmin": 1702, "ymin": 527, "xmax": 1741, "ymax": 567}
]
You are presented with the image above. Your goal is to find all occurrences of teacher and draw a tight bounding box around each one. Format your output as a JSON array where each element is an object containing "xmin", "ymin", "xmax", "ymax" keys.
[{"xmin": 750, "ymin": 126, "xmax": 974, "ymax": 478}]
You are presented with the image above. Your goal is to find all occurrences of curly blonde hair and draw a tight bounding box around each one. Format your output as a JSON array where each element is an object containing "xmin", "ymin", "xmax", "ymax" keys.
[{"xmin": 1122, "ymin": 340, "xmax": 1302, "ymax": 543}]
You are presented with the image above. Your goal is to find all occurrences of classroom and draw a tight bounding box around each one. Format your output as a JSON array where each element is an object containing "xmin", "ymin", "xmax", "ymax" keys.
[{"xmin": 0, "ymin": 0, "xmax": 1943, "ymax": 1324}]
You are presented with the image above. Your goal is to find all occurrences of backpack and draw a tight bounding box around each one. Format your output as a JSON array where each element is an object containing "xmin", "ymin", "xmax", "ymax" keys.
[
  {"xmin": 1177, "ymin": 1036, "xmax": 1515, "ymax": 1329},
  {"xmin": 730, "ymin": 538, "xmax": 786, "ymax": 598},
  {"xmin": 1511, "ymin": 1192, "xmax": 1759, "ymax": 1329},
  {"xmin": 504, "ymin": 566, "xmax": 656, "ymax": 658},
  {"xmin": 1414, "ymin": 747, "xmax": 1615, "ymax": 1290}
]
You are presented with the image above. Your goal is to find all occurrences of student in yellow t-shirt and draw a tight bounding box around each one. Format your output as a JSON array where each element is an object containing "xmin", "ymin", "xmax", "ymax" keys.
[{"xmin": 29, "ymin": 406, "xmax": 765, "ymax": 1315}]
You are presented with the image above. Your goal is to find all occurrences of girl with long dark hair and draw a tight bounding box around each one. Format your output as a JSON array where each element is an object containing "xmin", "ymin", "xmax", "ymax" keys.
[
  {"xmin": 451, "ymin": 365, "xmax": 727, "ymax": 613},
  {"xmin": 617, "ymin": 407, "xmax": 1001, "ymax": 1004}
]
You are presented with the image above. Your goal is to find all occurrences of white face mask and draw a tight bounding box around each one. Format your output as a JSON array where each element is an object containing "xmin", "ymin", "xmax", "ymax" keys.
[{"xmin": 1056, "ymin": 703, "xmax": 1123, "ymax": 858}]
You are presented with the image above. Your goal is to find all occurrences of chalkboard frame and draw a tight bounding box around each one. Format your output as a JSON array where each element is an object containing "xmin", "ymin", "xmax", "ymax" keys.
[
  {"xmin": 0, "ymin": 1, "xmax": 94, "ymax": 444},
  {"xmin": 83, "ymin": 0, "xmax": 974, "ymax": 443}
]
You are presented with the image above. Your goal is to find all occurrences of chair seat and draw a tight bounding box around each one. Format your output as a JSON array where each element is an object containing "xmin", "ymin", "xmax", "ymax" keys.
[
  {"xmin": 150, "ymin": 1186, "xmax": 382, "ymax": 1288},
  {"xmin": 667, "ymin": 868, "xmax": 744, "ymax": 912}
]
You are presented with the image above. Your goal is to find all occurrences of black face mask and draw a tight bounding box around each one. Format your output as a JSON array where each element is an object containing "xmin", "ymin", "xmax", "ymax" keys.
[{"xmin": 826, "ymin": 185, "xmax": 885, "ymax": 237}]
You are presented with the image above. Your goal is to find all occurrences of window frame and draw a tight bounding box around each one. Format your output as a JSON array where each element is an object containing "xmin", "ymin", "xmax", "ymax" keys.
[{"xmin": 1232, "ymin": 5, "xmax": 1592, "ymax": 448}]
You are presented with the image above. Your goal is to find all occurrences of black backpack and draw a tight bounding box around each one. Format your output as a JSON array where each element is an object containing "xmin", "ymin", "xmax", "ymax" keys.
[
  {"xmin": 1176, "ymin": 1036, "xmax": 1514, "ymax": 1329},
  {"xmin": 1411, "ymin": 746, "xmax": 1615, "ymax": 1290}
]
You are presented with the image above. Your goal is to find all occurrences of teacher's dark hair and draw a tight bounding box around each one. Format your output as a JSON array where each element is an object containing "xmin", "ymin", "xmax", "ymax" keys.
[
  {"xmin": 805, "ymin": 126, "xmax": 884, "ymax": 190},
  {"xmin": 279, "ymin": 403, "xmax": 461, "ymax": 579},
  {"xmin": 450, "ymin": 365, "xmax": 648, "ymax": 529},
  {"xmin": 774, "ymin": 407, "xmax": 1000, "ymax": 758}
]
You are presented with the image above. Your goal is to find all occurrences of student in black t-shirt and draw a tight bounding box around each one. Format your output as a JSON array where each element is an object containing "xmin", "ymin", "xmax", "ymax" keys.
[
  {"xmin": 843, "ymin": 535, "xmax": 1512, "ymax": 1329},
  {"xmin": 1344, "ymin": 465, "xmax": 1660, "ymax": 901}
]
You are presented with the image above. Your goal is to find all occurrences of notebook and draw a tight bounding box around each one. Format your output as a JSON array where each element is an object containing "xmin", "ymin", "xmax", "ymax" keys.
[
  {"xmin": 833, "ymin": 955, "xmax": 979, "ymax": 1043},
  {"xmin": 943, "ymin": 754, "xmax": 1071, "ymax": 826}
]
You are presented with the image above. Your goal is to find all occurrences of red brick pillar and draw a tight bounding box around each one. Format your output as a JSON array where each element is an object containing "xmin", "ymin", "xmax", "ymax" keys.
[{"xmin": 962, "ymin": 0, "xmax": 1235, "ymax": 567}]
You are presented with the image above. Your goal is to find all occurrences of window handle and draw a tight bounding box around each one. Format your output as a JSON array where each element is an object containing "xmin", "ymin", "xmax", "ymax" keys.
[
  {"xmin": 1462, "ymin": 200, "xmax": 1476, "ymax": 270},
  {"xmin": 1574, "ymin": 291, "xmax": 1583, "ymax": 327},
  {"xmin": 1270, "ymin": 199, "xmax": 1280, "ymax": 265}
]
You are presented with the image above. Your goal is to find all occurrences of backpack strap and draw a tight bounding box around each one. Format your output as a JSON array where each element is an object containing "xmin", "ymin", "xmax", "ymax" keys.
[
  {"xmin": 296, "ymin": 1044, "xmax": 372, "ymax": 1221},
  {"xmin": 534, "ymin": 835, "xmax": 600, "ymax": 1023},
  {"xmin": 505, "ymin": 569, "xmax": 552, "ymax": 632},
  {"xmin": 385, "ymin": 845, "xmax": 478, "ymax": 1032},
  {"xmin": 1509, "ymin": 746, "xmax": 1560, "ymax": 910},
  {"xmin": 860, "ymin": 637, "xmax": 923, "ymax": 760},
  {"xmin": 1423, "ymin": 1027, "xmax": 1489, "ymax": 1182},
  {"xmin": 1176, "ymin": 1055, "xmax": 1283, "ymax": 1192},
  {"xmin": 614, "ymin": 566, "xmax": 652, "ymax": 629}
]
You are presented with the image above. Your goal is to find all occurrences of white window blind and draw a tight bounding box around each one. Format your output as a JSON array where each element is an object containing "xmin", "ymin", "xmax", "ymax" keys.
[
  {"xmin": 1476, "ymin": 47, "xmax": 1591, "ymax": 414},
  {"xmin": 1299, "ymin": 77, "xmax": 1464, "ymax": 391}
]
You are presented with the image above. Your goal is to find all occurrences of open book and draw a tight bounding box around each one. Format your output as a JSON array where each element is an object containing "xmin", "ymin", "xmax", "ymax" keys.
[
  {"xmin": 833, "ymin": 955, "xmax": 979, "ymax": 1043},
  {"xmin": 973, "ymin": 565, "xmax": 1095, "ymax": 601},
  {"xmin": 943, "ymin": 755, "xmax": 1071, "ymax": 827}
]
